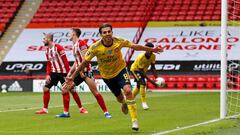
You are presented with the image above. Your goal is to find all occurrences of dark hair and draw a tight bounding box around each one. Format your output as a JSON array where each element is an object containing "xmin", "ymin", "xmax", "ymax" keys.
[
  {"xmin": 145, "ymin": 43, "xmax": 154, "ymax": 48},
  {"xmin": 99, "ymin": 23, "xmax": 112, "ymax": 34},
  {"xmin": 71, "ymin": 28, "xmax": 81, "ymax": 37}
]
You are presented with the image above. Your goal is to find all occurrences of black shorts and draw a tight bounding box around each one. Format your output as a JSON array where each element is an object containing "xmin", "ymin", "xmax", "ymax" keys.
[
  {"xmin": 74, "ymin": 71, "xmax": 94, "ymax": 86},
  {"xmin": 45, "ymin": 72, "xmax": 67, "ymax": 89},
  {"xmin": 103, "ymin": 68, "xmax": 131, "ymax": 97},
  {"xmin": 131, "ymin": 70, "xmax": 146, "ymax": 85}
]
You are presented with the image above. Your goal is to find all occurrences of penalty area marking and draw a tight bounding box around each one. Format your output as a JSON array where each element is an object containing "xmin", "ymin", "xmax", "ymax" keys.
[{"xmin": 151, "ymin": 118, "xmax": 221, "ymax": 135}]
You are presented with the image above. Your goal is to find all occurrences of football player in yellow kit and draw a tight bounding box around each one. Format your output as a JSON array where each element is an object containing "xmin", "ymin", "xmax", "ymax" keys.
[
  {"xmin": 130, "ymin": 42, "xmax": 162, "ymax": 110},
  {"xmin": 63, "ymin": 23, "xmax": 163, "ymax": 131}
]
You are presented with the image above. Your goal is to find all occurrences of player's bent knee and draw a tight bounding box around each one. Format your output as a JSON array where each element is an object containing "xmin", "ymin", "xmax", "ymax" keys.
[
  {"xmin": 43, "ymin": 87, "xmax": 50, "ymax": 92},
  {"xmin": 92, "ymin": 91, "xmax": 100, "ymax": 96},
  {"xmin": 116, "ymin": 94, "xmax": 124, "ymax": 103},
  {"xmin": 123, "ymin": 84, "xmax": 131, "ymax": 91}
]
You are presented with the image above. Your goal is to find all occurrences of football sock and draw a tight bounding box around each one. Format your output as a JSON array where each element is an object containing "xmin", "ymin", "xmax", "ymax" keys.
[
  {"xmin": 62, "ymin": 92, "xmax": 70, "ymax": 112},
  {"xmin": 71, "ymin": 91, "xmax": 82, "ymax": 108},
  {"xmin": 140, "ymin": 84, "xmax": 146, "ymax": 103},
  {"xmin": 132, "ymin": 86, "xmax": 139, "ymax": 98},
  {"xmin": 95, "ymin": 93, "xmax": 108, "ymax": 112},
  {"xmin": 126, "ymin": 100, "xmax": 138, "ymax": 122},
  {"xmin": 43, "ymin": 91, "xmax": 50, "ymax": 109}
]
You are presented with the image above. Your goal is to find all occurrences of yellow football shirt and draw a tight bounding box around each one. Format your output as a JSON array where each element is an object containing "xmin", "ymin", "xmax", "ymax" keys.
[
  {"xmin": 130, "ymin": 52, "xmax": 156, "ymax": 73},
  {"xmin": 85, "ymin": 37, "xmax": 132, "ymax": 79}
]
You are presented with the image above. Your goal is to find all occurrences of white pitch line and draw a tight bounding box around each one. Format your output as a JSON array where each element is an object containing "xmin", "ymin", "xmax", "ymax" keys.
[
  {"xmin": 151, "ymin": 118, "xmax": 221, "ymax": 135},
  {"xmin": 0, "ymin": 93, "xmax": 180, "ymax": 113},
  {"xmin": 0, "ymin": 102, "xmax": 94, "ymax": 113}
]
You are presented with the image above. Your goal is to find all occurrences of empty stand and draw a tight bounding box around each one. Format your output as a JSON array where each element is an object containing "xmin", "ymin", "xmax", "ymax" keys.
[
  {"xmin": 150, "ymin": 0, "xmax": 222, "ymax": 21},
  {"xmin": 30, "ymin": 0, "xmax": 155, "ymax": 24},
  {"xmin": 29, "ymin": 0, "xmax": 230, "ymax": 24},
  {"xmin": 0, "ymin": 0, "xmax": 22, "ymax": 36}
]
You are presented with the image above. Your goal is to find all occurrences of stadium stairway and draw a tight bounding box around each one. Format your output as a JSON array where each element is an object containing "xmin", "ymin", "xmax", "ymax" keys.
[{"xmin": 0, "ymin": 0, "xmax": 42, "ymax": 65}]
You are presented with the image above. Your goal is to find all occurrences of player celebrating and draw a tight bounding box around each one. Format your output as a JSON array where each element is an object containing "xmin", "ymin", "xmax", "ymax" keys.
[
  {"xmin": 56, "ymin": 28, "xmax": 111, "ymax": 118},
  {"xmin": 35, "ymin": 34, "xmax": 87, "ymax": 115},
  {"xmin": 130, "ymin": 42, "xmax": 162, "ymax": 110},
  {"xmin": 63, "ymin": 23, "xmax": 163, "ymax": 131}
]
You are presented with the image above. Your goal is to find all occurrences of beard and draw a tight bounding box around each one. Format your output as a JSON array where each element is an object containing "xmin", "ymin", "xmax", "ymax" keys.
[
  {"xmin": 145, "ymin": 53, "xmax": 151, "ymax": 59},
  {"xmin": 44, "ymin": 42, "xmax": 49, "ymax": 46}
]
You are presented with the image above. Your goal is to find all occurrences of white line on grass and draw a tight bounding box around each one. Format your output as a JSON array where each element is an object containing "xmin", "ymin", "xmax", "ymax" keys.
[
  {"xmin": 151, "ymin": 118, "xmax": 221, "ymax": 135},
  {"xmin": 0, "ymin": 102, "xmax": 94, "ymax": 113},
  {"xmin": 152, "ymin": 114, "xmax": 240, "ymax": 135},
  {"xmin": 0, "ymin": 92, "xmax": 173, "ymax": 113}
]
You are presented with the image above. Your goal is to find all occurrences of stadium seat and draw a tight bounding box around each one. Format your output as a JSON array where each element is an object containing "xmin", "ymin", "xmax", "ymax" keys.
[
  {"xmin": 177, "ymin": 82, "xmax": 186, "ymax": 89},
  {"xmin": 31, "ymin": 0, "xmax": 226, "ymax": 24},
  {"xmin": 186, "ymin": 77, "xmax": 197, "ymax": 88},
  {"xmin": 206, "ymin": 82, "xmax": 215, "ymax": 89},
  {"xmin": 196, "ymin": 82, "xmax": 205, "ymax": 89},
  {"xmin": 166, "ymin": 82, "xmax": 177, "ymax": 88},
  {"xmin": 215, "ymin": 82, "xmax": 220, "ymax": 89}
]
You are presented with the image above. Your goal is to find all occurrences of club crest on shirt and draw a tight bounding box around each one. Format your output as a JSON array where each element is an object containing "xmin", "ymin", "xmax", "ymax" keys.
[
  {"xmin": 106, "ymin": 50, "xmax": 112, "ymax": 54},
  {"xmin": 86, "ymin": 51, "xmax": 91, "ymax": 56}
]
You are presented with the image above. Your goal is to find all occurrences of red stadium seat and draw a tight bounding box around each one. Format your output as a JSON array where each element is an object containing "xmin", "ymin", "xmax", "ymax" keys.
[
  {"xmin": 193, "ymin": 16, "xmax": 202, "ymax": 21},
  {"xmin": 177, "ymin": 82, "xmax": 186, "ymax": 89},
  {"xmin": 196, "ymin": 82, "xmax": 205, "ymax": 89},
  {"xmin": 150, "ymin": 16, "xmax": 159, "ymax": 21},
  {"xmin": 206, "ymin": 82, "xmax": 215, "ymax": 89},
  {"xmin": 167, "ymin": 16, "xmax": 177, "ymax": 21},
  {"xmin": 166, "ymin": 82, "xmax": 177, "ymax": 88},
  {"xmin": 186, "ymin": 77, "xmax": 197, "ymax": 88},
  {"xmin": 216, "ymin": 82, "xmax": 220, "ymax": 89},
  {"xmin": 186, "ymin": 82, "xmax": 196, "ymax": 89},
  {"xmin": 176, "ymin": 16, "xmax": 185, "ymax": 21}
]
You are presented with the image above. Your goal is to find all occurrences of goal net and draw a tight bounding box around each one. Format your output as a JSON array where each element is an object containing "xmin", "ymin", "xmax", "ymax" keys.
[{"xmin": 226, "ymin": 0, "xmax": 240, "ymax": 117}]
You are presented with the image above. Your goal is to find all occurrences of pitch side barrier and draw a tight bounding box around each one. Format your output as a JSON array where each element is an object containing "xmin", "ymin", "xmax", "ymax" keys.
[{"xmin": 0, "ymin": 75, "xmax": 235, "ymax": 93}]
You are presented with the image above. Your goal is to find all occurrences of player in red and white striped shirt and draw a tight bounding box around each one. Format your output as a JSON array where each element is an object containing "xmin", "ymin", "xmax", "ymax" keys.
[
  {"xmin": 57, "ymin": 28, "xmax": 111, "ymax": 118},
  {"xmin": 35, "ymin": 34, "xmax": 87, "ymax": 115}
]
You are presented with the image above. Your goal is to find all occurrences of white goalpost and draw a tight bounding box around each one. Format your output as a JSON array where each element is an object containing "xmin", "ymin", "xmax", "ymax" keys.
[
  {"xmin": 221, "ymin": 0, "xmax": 228, "ymax": 119},
  {"xmin": 222, "ymin": 0, "xmax": 240, "ymax": 118}
]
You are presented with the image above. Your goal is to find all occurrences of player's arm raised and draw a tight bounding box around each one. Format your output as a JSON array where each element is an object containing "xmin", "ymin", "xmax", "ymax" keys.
[{"xmin": 130, "ymin": 43, "xmax": 163, "ymax": 53}]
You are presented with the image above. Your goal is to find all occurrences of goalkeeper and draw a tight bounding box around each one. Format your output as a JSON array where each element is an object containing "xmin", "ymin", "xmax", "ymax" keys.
[
  {"xmin": 63, "ymin": 23, "xmax": 162, "ymax": 131},
  {"xmin": 130, "ymin": 42, "xmax": 162, "ymax": 110}
]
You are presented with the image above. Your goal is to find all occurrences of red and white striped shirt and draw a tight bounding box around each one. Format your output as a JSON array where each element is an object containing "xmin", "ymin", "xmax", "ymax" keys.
[
  {"xmin": 45, "ymin": 44, "xmax": 70, "ymax": 75},
  {"xmin": 73, "ymin": 40, "xmax": 91, "ymax": 71}
]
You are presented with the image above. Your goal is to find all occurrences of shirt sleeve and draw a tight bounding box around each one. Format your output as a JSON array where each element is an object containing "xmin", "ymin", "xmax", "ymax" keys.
[
  {"xmin": 84, "ymin": 45, "xmax": 95, "ymax": 61},
  {"xmin": 56, "ymin": 44, "xmax": 70, "ymax": 72},
  {"xmin": 117, "ymin": 37, "xmax": 132, "ymax": 48},
  {"xmin": 56, "ymin": 44, "xmax": 66, "ymax": 57},
  {"xmin": 79, "ymin": 40, "xmax": 88, "ymax": 51},
  {"xmin": 122, "ymin": 40, "xmax": 132, "ymax": 48}
]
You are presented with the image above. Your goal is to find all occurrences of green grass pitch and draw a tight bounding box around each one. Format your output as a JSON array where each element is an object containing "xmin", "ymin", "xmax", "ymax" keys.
[{"xmin": 0, "ymin": 92, "xmax": 238, "ymax": 135}]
